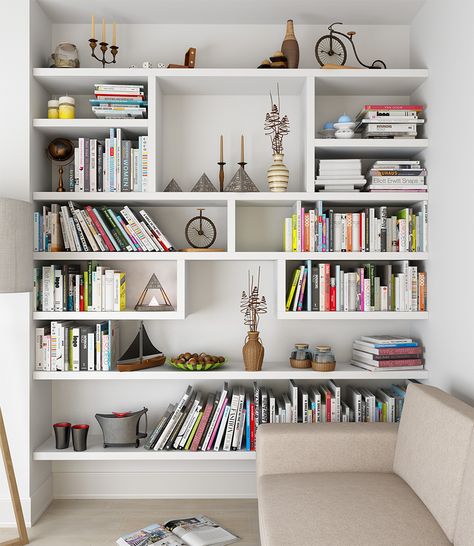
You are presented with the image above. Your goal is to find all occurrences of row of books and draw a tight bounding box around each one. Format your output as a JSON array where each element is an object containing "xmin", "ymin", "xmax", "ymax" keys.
[
  {"xmin": 34, "ymin": 202, "xmax": 174, "ymax": 253},
  {"xmin": 90, "ymin": 84, "xmax": 147, "ymax": 119},
  {"xmin": 34, "ymin": 263, "xmax": 126, "ymax": 312},
  {"xmin": 351, "ymin": 335, "xmax": 424, "ymax": 372},
  {"xmin": 365, "ymin": 160, "xmax": 427, "ymax": 192},
  {"xmin": 59, "ymin": 130, "xmax": 149, "ymax": 192},
  {"xmin": 315, "ymin": 159, "xmax": 365, "ymax": 192},
  {"xmin": 355, "ymin": 104, "xmax": 424, "ymax": 139},
  {"xmin": 286, "ymin": 260, "xmax": 427, "ymax": 312},
  {"xmin": 146, "ymin": 380, "xmax": 409, "ymax": 452},
  {"xmin": 283, "ymin": 201, "xmax": 428, "ymax": 253},
  {"xmin": 35, "ymin": 320, "xmax": 119, "ymax": 372}
]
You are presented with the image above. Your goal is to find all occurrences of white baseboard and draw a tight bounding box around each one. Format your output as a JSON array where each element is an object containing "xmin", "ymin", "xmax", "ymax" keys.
[
  {"xmin": 0, "ymin": 475, "xmax": 53, "ymax": 527},
  {"xmin": 53, "ymin": 471, "xmax": 257, "ymax": 499}
]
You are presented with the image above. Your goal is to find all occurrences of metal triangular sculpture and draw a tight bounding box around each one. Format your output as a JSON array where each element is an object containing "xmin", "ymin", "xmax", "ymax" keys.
[
  {"xmin": 134, "ymin": 273, "xmax": 174, "ymax": 311},
  {"xmin": 224, "ymin": 166, "xmax": 259, "ymax": 192},
  {"xmin": 164, "ymin": 178, "xmax": 183, "ymax": 192},
  {"xmin": 191, "ymin": 172, "xmax": 218, "ymax": 192}
]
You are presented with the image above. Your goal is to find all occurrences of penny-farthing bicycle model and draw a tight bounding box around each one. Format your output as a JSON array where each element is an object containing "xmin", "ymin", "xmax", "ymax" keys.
[
  {"xmin": 185, "ymin": 208, "xmax": 217, "ymax": 249},
  {"xmin": 315, "ymin": 22, "xmax": 386, "ymax": 69}
]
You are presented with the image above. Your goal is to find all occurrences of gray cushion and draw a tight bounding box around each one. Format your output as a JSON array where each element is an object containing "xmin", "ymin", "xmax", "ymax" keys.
[
  {"xmin": 394, "ymin": 384, "xmax": 474, "ymax": 541},
  {"xmin": 454, "ymin": 430, "xmax": 474, "ymax": 546},
  {"xmin": 258, "ymin": 472, "xmax": 450, "ymax": 546}
]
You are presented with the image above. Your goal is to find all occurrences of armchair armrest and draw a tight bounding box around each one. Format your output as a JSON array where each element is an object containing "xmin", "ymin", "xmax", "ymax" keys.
[{"xmin": 256, "ymin": 423, "xmax": 398, "ymax": 478}]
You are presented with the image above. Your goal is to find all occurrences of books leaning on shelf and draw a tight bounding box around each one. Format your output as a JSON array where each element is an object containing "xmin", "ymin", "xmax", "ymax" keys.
[
  {"xmin": 285, "ymin": 260, "xmax": 427, "ymax": 312},
  {"xmin": 364, "ymin": 160, "xmax": 427, "ymax": 192},
  {"xmin": 116, "ymin": 516, "xmax": 239, "ymax": 546},
  {"xmin": 146, "ymin": 380, "xmax": 409, "ymax": 452},
  {"xmin": 35, "ymin": 320, "xmax": 119, "ymax": 371},
  {"xmin": 91, "ymin": 84, "xmax": 147, "ymax": 119},
  {"xmin": 283, "ymin": 200, "xmax": 428, "ymax": 253},
  {"xmin": 57, "ymin": 129, "xmax": 148, "ymax": 192},
  {"xmin": 351, "ymin": 335, "xmax": 425, "ymax": 372},
  {"xmin": 315, "ymin": 159, "xmax": 366, "ymax": 192},
  {"xmin": 355, "ymin": 104, "xmax": 425, "ymax": 139},
  {"xmin": 34, "ymin": 262, "xmax": 126, "ymax": 312},
  {"xmin": 34, "ymin": 201, "xmax": 175, "ymax": 253}
]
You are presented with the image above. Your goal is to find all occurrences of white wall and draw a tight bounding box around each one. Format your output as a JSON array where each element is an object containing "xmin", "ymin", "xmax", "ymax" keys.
[
  {"xmin": 410, "ymin": 1, "xmax": 474, "ymax": 405},
  {"xmin": 49, "ymin": 24, "xmax": 410, "ymax": 70}
]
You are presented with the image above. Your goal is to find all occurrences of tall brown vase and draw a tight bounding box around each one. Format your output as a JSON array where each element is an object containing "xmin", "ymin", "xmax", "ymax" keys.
[
  {"xmin": 281, "ymin": 19, "xmax": 299, "ymax": 69},
  {"xmin": 242, "ymin": 331, "xmax": 264, "ymax": 371}
]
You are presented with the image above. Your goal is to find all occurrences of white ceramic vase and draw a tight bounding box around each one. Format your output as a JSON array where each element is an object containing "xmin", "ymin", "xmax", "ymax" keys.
[{"xmin": 267, "ymin": 153, "xmax": 289, "ymax": 192}]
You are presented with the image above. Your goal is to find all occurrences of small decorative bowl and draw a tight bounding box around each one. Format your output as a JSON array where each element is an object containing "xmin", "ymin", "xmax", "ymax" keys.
[{"xmin": 167, "ymin": 358, "xmax": 228, "ymax": 371}]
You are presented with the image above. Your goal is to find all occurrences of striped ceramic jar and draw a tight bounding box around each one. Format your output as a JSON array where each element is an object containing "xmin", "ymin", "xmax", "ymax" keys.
[{"xmin": 267, "ymin": 153, "xmax": 289, "ymax": 192}]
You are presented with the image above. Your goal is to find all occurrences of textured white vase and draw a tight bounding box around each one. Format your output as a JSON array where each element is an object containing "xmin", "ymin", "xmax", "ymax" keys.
[{"xmin": 267, "ymin": 153, "xmax": 289, "ymax": 192}]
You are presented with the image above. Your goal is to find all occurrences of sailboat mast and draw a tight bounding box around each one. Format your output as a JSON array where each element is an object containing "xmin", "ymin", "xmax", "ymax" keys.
[{"xmin": 139, "ymin": 321, "xmax": 144, "ymax": 363}]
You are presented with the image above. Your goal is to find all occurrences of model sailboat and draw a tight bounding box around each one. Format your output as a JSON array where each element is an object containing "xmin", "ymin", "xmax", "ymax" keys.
[{"xmin": 116, "ymin": 322, "xmax": 165, "ymax": 372}]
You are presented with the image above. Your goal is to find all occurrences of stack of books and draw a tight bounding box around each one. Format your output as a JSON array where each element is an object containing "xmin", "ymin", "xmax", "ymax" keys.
[
  {"xmin": 351, "ymin": 335, "xmax": 424, "ymax": 372},
  {"xmin": 90, "ymin": 84, "xmax": 147, "ymax": 118},
  {"xmin": 59, "ymin": 129, "xmax": 149, "ymax": 192},
  {"xmin": 34, "ymin": 201, "xmax": 174, "ymax": 253},
  {"xmin": 35, "ymin": 320, "xmax": 119, "ymax": 372},
  {"xmin": 283, "ymin": 200, "xmax": 428, "ymax": 252},
  {"xmin": 355, "ymin": 104, "xmax": 424, "ymax": 139},
  {"xmin": 146, "ymin": 380, "xmax": 408, "ymax": 449},
  {"xmin": 315, "ymin": 159, "xmax": 365, "ymax": 192},
  {"xmin": 364, "ymin": 160, "xmax": 427, "ymax": 193},
  {"xmin": 285, "ymin": 260, "xmax": 427, "ymax": 312},
  {"xmin": 34, "ymin": 262, "xmax": 126, "ymax": 312}
]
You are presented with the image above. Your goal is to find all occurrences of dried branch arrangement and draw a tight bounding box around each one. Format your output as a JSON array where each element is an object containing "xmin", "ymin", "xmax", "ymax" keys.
[
  {"xmin": 264, "ymin": 84, "xmax": 290, "ymax": 155},
  {"xmin": 240, "ymin": 267, "xmax": 267, "ymax": 332}
]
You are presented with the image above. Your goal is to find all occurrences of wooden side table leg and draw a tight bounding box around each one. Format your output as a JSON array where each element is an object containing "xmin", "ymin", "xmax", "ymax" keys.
[{"xmin": 0, "ymin": 408, "xmax": 29, "ymax": 546}]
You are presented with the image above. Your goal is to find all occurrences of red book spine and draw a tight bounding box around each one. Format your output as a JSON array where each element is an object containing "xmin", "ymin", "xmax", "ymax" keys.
[
  {"xmin": 250, "ymin": 403, "xmax": 255, "ymax": 451},
  {"xmin": 364, "ymin": 104, "xmax": 423, "ymax": 111},
  {"xmin": 330, "ymin": 281, "xmax": 336, "ymax": 311},
  {"xmin": 376, "ymin": 346, "xmax": 423, "ymax": 355},
  {"xmin": 377, "ymin": 359, "xmax": 423, "ymax": 367},
  {"xmin": 190, "ymin": 401, "xmax": 213, "ymax": 452},
  {"xmin": 85, "ymin": 206, "xmax": 115, "ymax": 251},
  {"xmin": 326, "ymin": 390, "xmax": 331, "ymax": 422}
]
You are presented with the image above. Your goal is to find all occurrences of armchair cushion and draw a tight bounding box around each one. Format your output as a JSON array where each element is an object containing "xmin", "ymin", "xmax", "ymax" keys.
[{"xmin": 258, "ymin": 471, "xmax": 450, "ymax": 546}]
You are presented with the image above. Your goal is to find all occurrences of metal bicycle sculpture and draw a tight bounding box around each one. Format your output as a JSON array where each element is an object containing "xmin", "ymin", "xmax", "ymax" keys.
[
  {"xmin": 315, "ymin": 22, "xmax": 386, "ymax": 69},
  {"xmin": 185, "ymin": 208, "xmax": 217, "ymax": 249}
]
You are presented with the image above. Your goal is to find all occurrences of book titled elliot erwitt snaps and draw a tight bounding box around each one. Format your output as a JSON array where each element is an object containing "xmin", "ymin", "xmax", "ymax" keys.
[{"xmin": 116, "ymin": 515, "xmax": 239, "ymax": 546}]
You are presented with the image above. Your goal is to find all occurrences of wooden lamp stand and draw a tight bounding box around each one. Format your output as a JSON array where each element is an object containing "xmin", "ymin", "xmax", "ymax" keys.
[{"xmin": 0, "ymin": 408, "xmax": 28, "ymax": 546}]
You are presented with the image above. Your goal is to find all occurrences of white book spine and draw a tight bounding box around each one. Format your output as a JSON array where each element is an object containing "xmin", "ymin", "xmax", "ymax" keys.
[
  {"xmin": 334, "ymin": 214, "xmax": 342, "ymax": 251},
  {"xmin": 352, "ymin": 213, "xmax": 360, "ymax": 252},
  {"xmin": 87, "ymin": 332, "xmax": 95, "ymax": 371},
  {"xmin": 364, "ymin": 278, "xmax": 371, "ymax": 311},
  {"xmin": 90, "ymin": 139, "xmax": 97, "ymax": 192},
  {"xmin": 223, "ymin": 393, "xmax": 239, "ymax": 452},
  {"xmin": 284, "ymin": 218, "xmax": 292, "ymax": 252},
  {"xmin": 104, "ymin": 269, "xmax": 115, "ymax": 312},
  {"xmin": 35, "ymin": 328, "xmax": 45, "ymax": 371},
  {"xmin": 42, "ymin": 265, "xmax": 54, "ymax": 311},
  {"xmin": 213, "ymin": 405, "xmax": 230, "ymax": 452}
]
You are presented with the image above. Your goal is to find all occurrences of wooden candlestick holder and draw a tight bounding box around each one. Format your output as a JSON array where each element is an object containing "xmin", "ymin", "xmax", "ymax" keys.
[
  {"xmin": 218, "ymin": 161, "xmax": 226, "ymax": 192},
  {"xmin": 89, "ymin": 38, "xmax": 119, "ymax": 68}
]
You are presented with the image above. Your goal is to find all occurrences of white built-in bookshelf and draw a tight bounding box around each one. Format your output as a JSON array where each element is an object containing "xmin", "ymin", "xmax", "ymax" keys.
[{"xmin": 31, "ymin": 66, "xmax": 430, "ymax": 468}]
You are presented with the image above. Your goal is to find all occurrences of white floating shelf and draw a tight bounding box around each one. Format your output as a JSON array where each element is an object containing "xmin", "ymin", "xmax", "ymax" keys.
[
  {"xmin": 33, "ymin": 251, "xmax": 428, "ymax": 262},
  {"xmin": 33, "ymin": 310, "xmax": 184, "ymax": 320},
  {"xmin": 33, "ymin": 361, "xmax": 429, "ymax": 381},
  {"xmin": 33, "ymin": 118, "xmax": 148, "ymax": 137},
  {"xmin": 33, "ymin": 191, "xmax": 429, "ymax": 205},
  {"xmin": 33, "ymin": 435, "xmax": 256, "ymax": 461},
  {"xmin": 315, "ymin": 138, "xmax": 428, "ymax": 158},
  {"xmin": 279, "ymin": 311, "xmax": 428, "ymax": 320}
]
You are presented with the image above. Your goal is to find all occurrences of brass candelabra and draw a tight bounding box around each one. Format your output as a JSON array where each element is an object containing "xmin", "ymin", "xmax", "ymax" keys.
[{"xmin": 89, "ymin": 38, "xmax": 119, "ymax": 68}]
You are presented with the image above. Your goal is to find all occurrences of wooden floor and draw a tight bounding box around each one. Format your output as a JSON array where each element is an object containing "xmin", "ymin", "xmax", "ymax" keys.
[{"xmin": 0, "ymin": 499, "xmax": 260, "ymax": 545}]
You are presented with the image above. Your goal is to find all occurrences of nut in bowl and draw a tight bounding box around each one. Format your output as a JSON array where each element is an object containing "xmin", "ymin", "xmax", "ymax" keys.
[{"xmin": 168, "ymin": 352, "xmax": 228, "ymax": 371}]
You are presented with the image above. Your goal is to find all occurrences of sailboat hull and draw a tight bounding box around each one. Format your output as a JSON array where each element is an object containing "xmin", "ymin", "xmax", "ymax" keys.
[{"xmin": 117, "ymin": 354, "xmax": 166, "ymax": 372}]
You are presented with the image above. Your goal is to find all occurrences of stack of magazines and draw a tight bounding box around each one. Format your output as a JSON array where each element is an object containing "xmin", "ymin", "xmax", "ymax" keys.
[
  {"xmin": 355, "ymin": 104, "xmax": 424, "ymax": 139},
  {"xmin": 351, "ymin": 335, "xmax": 424, "ymax": 372},
  {"xmin": 90, "ymin": 84, "xmax": 147, "ymax": 118}
]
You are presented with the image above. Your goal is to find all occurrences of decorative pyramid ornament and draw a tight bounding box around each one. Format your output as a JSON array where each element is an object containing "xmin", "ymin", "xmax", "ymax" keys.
[
  {"xmin": 224, "ymin": 166, "xmax": 259, "ymax": 192},
  {"xmin": 134, "ymin": 273, "xmax": 174, "ymax": 311},
  {"xmin": 164, "ymin": 178, "xmax": 183, "ymax": 192},
  {"xmin": 191, "ymin": 172, "xmax": 218, "ymax": 192}
]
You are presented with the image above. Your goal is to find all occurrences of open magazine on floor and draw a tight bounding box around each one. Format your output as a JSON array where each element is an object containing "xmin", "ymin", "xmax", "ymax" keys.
[{"xmin": 116, "ymin": 515, "xmax": 240, "ymax": 546}]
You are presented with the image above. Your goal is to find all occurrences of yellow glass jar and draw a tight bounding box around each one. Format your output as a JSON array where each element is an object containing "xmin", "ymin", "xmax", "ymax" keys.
[
  {"xmin": 47, "ymin": 99, "xmax": 59, "ymax": 119},
  {"xmin": 58, "ymin": 96, "xmax": 75, "ymax": 119}
]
